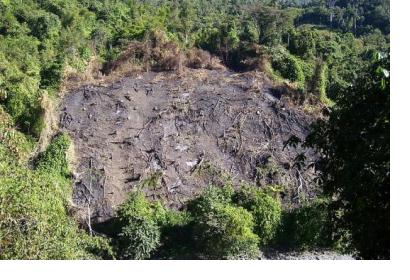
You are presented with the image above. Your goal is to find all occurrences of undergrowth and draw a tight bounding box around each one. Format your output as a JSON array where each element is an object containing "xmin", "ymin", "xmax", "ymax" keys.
[
  {"xmin": 0, "ymin": 116, "xmax": 112, "ymax": 259},
  {"xmin": 110, "ymin": 185, "xmax": 337, "ymax": 260}
]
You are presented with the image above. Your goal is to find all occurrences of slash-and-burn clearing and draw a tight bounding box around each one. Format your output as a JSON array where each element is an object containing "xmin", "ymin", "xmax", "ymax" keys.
[{"xmin": 60, "ymin": 68, "xmax": 317, "ymax": 225}]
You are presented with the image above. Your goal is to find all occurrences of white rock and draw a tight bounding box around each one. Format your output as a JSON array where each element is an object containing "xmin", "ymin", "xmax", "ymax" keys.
[
  {"xmin": 186, "ymin": 160, "xmax": 198, "ymax": 168},
  {"xmin": 175, "ymin": 144, "xmax": 188, "ymax": 152}
]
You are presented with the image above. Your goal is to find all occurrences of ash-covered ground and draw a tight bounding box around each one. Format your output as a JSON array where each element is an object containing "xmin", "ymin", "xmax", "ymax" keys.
[{"xmin": 60, "ymin": 69, "xmax": 317, "ymax": 224}]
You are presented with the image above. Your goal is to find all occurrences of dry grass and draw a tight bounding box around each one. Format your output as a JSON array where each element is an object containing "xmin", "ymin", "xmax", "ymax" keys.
[
  {"xmin": 186, "ymin": 48, "xmax": 212, "ymax": 69},
  {"xmin": 57, "ymin": 30, "xmax": 227, "ymax": 99},
  {"xmin": 102, "ymin": 31, "xmax": 225, "ymax": 78},
  {"xmin": 102, "ymin": 30, "xmax": 184, "ymax": 74},
  {"xmin": 35, "ymin": 92, "xmax": 59, "ymax": 154},
  {"xmin": 61, "ymin": 56, "xmax": 102, "ymax": 91},
  {"xmin": 66, "ymin": 137, "xmax": 78, "ymax": 173},
  {"xmin": 61, "ymin": 55, "xmax": 145, "ymax": 92},
  {"xmin": 33, "ymin": 56, "xmax": 105, "ymax": 157}
]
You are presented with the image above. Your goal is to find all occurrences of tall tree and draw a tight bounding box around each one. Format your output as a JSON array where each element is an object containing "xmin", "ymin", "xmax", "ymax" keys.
[{"xmin": 306, "ymin": 55, "xmax": 390, "ymax": 259}]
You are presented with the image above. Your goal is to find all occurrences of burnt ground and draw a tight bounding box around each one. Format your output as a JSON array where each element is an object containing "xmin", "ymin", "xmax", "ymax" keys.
[{"xmin": 59, "ymin": 68, "xmax": 318, "ymax": 224}]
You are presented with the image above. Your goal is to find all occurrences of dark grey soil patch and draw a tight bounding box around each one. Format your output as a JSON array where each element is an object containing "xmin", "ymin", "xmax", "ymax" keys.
[{"xmin": 60, "ymin": 69, "xmax": 317, "ymax": 223}]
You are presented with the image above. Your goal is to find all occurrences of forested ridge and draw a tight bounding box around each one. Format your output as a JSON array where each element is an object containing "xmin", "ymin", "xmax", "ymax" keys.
[{"xmin": 0, "ymin": 0, "xmax": 389, "ymax": 260}]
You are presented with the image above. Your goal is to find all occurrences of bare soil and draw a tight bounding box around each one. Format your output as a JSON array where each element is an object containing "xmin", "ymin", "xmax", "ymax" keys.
[{"xmin": 59, "ymin": 68, "xmax": 317, "ymax": 224}]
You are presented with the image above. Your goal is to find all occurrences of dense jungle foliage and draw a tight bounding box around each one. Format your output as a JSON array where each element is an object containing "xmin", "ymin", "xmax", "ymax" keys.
[{"xmin": 0, "ymin": 0, "xmax": 389, "ymax": 259}]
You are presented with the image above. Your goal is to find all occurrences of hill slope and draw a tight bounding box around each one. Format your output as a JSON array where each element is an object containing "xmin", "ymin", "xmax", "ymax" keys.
[{"xmin": 60, "ymin": 68, "xmax": 317, "ymax": 224}]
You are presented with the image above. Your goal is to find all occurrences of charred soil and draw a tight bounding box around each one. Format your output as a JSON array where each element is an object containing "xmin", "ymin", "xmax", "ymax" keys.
[{"xmin": 60, "ymin": 68, "xmax": 318, "ymax": 224}]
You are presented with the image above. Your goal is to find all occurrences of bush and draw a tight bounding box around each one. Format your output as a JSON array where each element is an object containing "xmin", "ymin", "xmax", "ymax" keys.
[
  {"xmin": 0, "ymin": 36, "xmax": 42, "ymax": 136},
  {"xmin": 241, "ymin": 19, "xmax": 259, "ymax": 43},
  {"xmin": 185, "ymin": 48, "xmax": 211, "ymax": 69},
  {"xmin": 116, "ymin": 192, "xmax": 164, "ymax": 260},
  {"xmin": 233, "ymin": 186, "xmax": 281, "ymax": 246},
  {"xmin": 277, "ymin": 199, "xmax": 332, "ymax": 250},
  {"xmin": 0, "ymin": 131, "xmax": 107, "ymax": 259},
  {"xmin": 288, "ymin": 28, "xmax": 316, "ymax": 58},
  {"xmin": 0, "ymin": 106, "xmax": 34, "ymax": 161},
  {"xmin": 189, "ymin": 187, "xmax": 260, "ymax": 259},
  {"xmin": 272, "ymin": 52, "xmax": 305, "ymax": 86},
  {"xmin": 118, "ymin": 218, "xmax": 161, "ymax": 260},
  {"xmin": 35, "ymin": 133, "xmax": 71, "ymax": 177},
  {"xmin": 153, "ymin": 210, "xmax": 194, "ymax": 260},
  {"xmin": 306, "ymin": 59, "xmax": 333, "ymax": 105}
]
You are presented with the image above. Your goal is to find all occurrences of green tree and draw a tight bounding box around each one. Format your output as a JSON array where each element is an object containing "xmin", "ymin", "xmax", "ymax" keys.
[
  {"xmin": 179, "ymin": 0, "xmax": 197, "ymax": 47},
  {"xmin": 306, "ymin": 56, "xmax": 390, "ymax": 259}
]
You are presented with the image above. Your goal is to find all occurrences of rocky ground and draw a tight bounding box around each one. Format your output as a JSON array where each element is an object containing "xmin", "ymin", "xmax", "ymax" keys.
[
  {"xmin": 264, "ymin": 249, "xmax": 355, "ymax": 260},
  {"xmin": 60, "ymin": 68, "xmax": 318, "ymax": 224}
]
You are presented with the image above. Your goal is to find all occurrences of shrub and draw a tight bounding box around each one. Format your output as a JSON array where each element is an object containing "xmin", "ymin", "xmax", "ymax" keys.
[
  {"xmin": 189, "ymin": 187, "xmax": 260, "ymax": 259},
  {"xmin": 241, "ymin": 19, "xmax": 259, "ymax": 43},
  {"xmin": 0, "ymin": 131, "xmax": 108, "ymax": 259},
  {"xmin": 154, "ymin": 210, "xmax": 194, "ymax": 260},
  {"xmin": 35, "ymin": 133, "xmax": 71, "ymax": 177},
  {"xmin": 185, "ymin": 48, "xmax": 211, "ymax": 69},
  {"xmin": 0, "ymin": 36, "xmax": 42, "ymax": 136},
  {"xmin": 116, "ymin": 192, "xmax": 164, "ymax": 259},
  {"xmin": 277, "ymin": 199, "xmax": 332, "ymax": 250},
  {"xmin": 272, "ymin": 52, "xmax": 305, "ymax": 86},
  {"xmin": 288, "ymin": 28, "xmax": 316, "ymax": 58},
  {"xmin": 118, "ymin": 218, "xmax": 161, "ymax": 260},
  {"xmin": 117, "ymin": 192, "xmax": 156, "ymax": 222},
  {"xmin": 233, "ymin": 186, "xmax": 282, "ymax": 246},
  {"xmin": 306, "ymin": 59, "xmax": 333, "ymax": 105},
  {"xmin": 0, "ymin": 106, "xmax": 34, "ymax": 161}
]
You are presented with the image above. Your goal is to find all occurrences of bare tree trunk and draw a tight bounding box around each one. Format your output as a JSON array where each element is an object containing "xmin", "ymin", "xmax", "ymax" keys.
[{"xmin": 327, "ymin": 0, "xmax": 336, "ymax": 26}]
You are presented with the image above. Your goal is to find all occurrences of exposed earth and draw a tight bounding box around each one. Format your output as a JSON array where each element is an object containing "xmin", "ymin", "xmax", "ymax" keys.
[{"xmin": 59, "ymin": 68, "xmax": 318, "ymax": 224}]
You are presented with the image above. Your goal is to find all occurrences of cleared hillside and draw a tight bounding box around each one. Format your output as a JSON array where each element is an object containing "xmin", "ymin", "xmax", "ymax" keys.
[{"xmin": 60, "ymin": 68, "xmax": 318, "ymax": 225}]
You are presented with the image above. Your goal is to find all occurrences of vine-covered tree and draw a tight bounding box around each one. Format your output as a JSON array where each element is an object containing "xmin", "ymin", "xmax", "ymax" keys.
[{"xmin": 306, "ymin": 55, "xmax": 390, "ymax": 259}]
